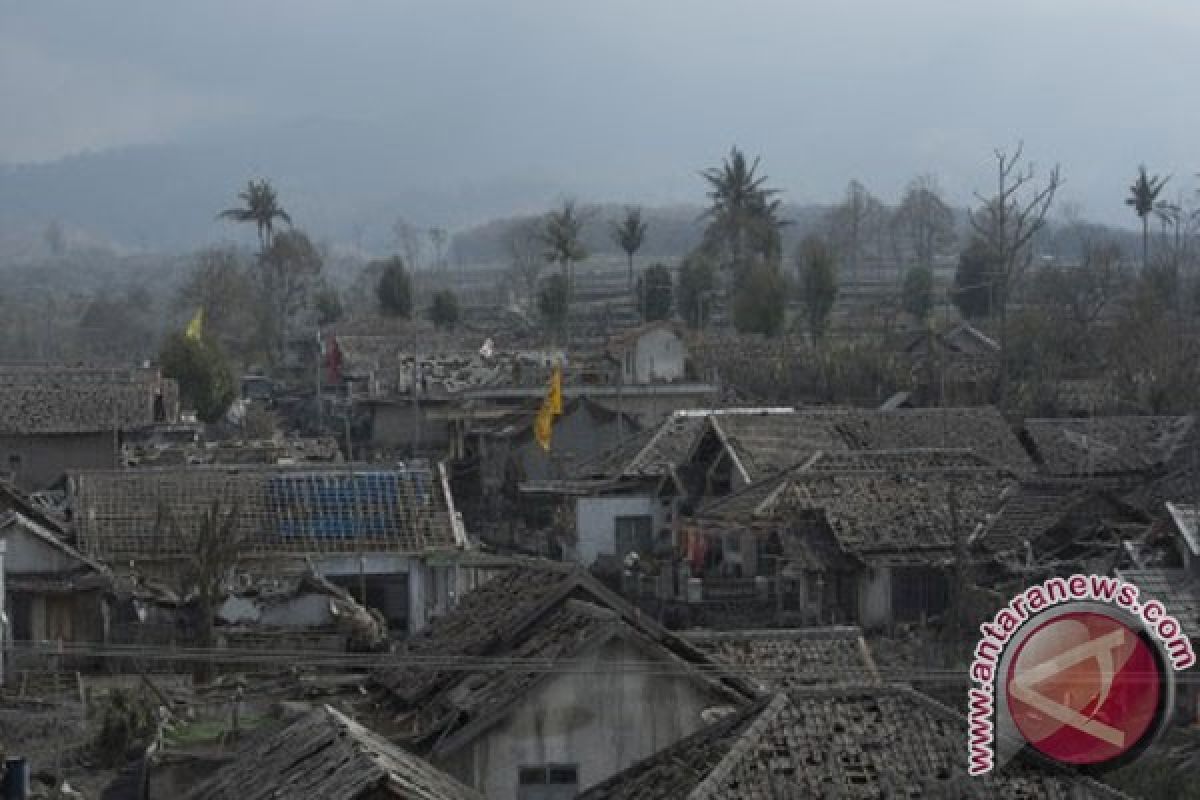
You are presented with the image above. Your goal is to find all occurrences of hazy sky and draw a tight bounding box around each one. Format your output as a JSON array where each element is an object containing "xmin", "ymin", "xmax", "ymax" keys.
[{"xmin": 4, "ymin": 0, "xmax": 1200, "ymax": 225}]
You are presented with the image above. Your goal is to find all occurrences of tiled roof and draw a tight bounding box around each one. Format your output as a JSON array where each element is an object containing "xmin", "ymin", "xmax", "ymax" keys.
[
  {"xmin": 581, "ymin": 686, "xmax": 1127, "ymax": 800},
  {"xmin": 183, "ymin": 705, "xmax": 483, "ymax": 800},
  {"xmin": 0, "ymin": 378, "xmax": 171, "ymax": 435},
  {"xmin": 1115, "ymin": 568, "xmax": 1200, "ymax": 633},
  {"xmin": 770, "ymin": 467, "xmax": 1014, "ymax": 564},
  {"xmin": 977, "ymin": 480, "xmax": 1146, "ymax": 557},
  {"xmin": 682, "ymin": 628, "xmax": 879, "ymax": 691},
  {"xmin": 371, "ymin": 564, "xmax": 754, "ymax": 753},
  {"xmin": 705, "ymin": 407, "xmax": 1032, "ymax": 482},
  {"xmin": 1023, "ymin": 415, "xmax": 1194, "ymax": 476},
  {"xmin": 624, "ymin": 412, "xmax": 713, "ymax": 477},
  {"xmin": 68, "ymin": 464, "xmax": 463, "ymax": 561}
]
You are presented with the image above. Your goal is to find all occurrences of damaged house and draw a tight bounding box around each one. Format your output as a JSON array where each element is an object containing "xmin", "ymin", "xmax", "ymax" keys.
[
  {"xmin": 370, "ymin": 563, "xmax": 755, "ymax": 800},
  {"xmin": 66, "ymin": 463, "xmax": 469, "ymax": 635},
  {"xmin": 184, "ymin": 705, "xmax": 484, "ymax": 800}
]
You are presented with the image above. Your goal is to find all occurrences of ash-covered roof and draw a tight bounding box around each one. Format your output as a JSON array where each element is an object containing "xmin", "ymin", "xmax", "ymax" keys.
[
  {"xmin": 683, "ymin": 627, "xmax": 879, "ymax": 692},
  {"xmin": 68, "ymin": 464, "xmax": 464, "ymax": 561},
  {"xmin": 1023, "ymin": 415, "xmax": 1194, "ymax": 477},
  {"xmin": 371, "ymin": 563, "xmax": 754, "ymax": 754},
  {"xmin": 0, "ymin": 365, "xmax": 177, "ymax": 435},
  {"xmin": 183, "ymin": 705, "xmax": 483, "ymax": 800},
  {"xmin": 768, "ymin": 466, "xmax": 1014, "ymax": 565},
  {"xmin": 703, "ymin": 407, "xmax": 1032, "ymax": 483},
  {"xmin": 581, "ymin": 686, "xmax": 1129, "ymax": 800},
  {"xmin": 1115, "ymin": 568, "xmax": 1200, "ymax": 633}
]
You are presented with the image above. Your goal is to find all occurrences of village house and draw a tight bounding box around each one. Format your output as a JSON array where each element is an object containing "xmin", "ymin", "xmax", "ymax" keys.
[
  {"xmin": 182, "ymin": 705, "xmax": 484, "ymax": 800},
  {"xmin": 0, "ymin": 364, "xmax": 179, "ymax": 491},
  {"xmin": 576, "ymin": 685, "xmax": 1130, "ymax": 799},
  {"xmin": 65, "ymin": 462, "xmax": 469, "ymax": 635},
  {"xmin": 605, "ymin": 321, "xmax": 688, "ymax": 385},
  {"xmin": 370, "ymin": 563, "xmax": 756, "ymax": 800},
  {"xmin": 681, "ymin": 626, "xmax": 881, "ymax": 691},
  {"xmin": 896, "ymin": 321, "xmax": 1001, "ymax": 406},
  {"xmin": 1021, "ymin": 414, "xmax": 1194, "ymax": 482},
  {"xmin": 0, "ymin": 509, "xmax": 111, "ymax": 658},
  {"xmin": 677, "ymin": 449, "xmax": 1015, "ymax": 630}
]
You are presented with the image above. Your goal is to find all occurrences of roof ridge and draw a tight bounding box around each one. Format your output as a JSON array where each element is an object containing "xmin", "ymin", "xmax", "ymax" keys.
[{"xmin": 687, "ymin": 693, "xmax": 790, "ymax": 800}]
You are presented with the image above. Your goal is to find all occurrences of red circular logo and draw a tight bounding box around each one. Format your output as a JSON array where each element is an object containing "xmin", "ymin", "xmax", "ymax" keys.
[{"xmin": 1005, "ymin": 611, "xmax": 1163, "ymax": 766}]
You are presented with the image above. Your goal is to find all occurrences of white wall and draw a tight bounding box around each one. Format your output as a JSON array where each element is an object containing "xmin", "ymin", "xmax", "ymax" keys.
[
  {"xmin": 441, "ymin": 635, "xmax": 723, "ymax": 800},
  {"xmin": 629, "ymin": 328, "xmax": 685, "ymax": 384},
  {"xmin": 573, "ymin": 495, "xmax": 663, "ymax": 567}
]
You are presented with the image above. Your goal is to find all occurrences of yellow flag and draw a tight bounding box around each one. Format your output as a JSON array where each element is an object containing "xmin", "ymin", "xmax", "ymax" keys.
[
  {"xmin": 548, "ymin": 365, "xmax": 563, "ymax": 416},
  {"xmin": 185, "ymin": 307, "xmax": 205, "ymax": 341},
  {"xmin": 534, "ymin": 365, "xmax": 564, "ymax": 451},
  {"xmin": 534, "ymin": 404, "xmax": 554, "ymax": 451}
]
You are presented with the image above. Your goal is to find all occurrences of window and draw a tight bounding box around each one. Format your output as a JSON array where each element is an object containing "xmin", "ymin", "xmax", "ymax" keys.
[
  {"xmin": 518, "ymin": 764, "xmax": 579, "ymax": 800},
  {"xmin": 615, "ymin": 515, "xmax": 654, "ymax": 559}
]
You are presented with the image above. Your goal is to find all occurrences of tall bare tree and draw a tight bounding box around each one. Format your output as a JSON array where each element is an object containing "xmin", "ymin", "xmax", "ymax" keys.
[
  {"xmin": 968, "ymin": 143, "xmax": 1062, "ymax": 403},
  {"xmin": 506, "ymin": 218, "xmax": 544, "ymax": 307},
  {"xmin": 825, "ymin": 180, "xmax": 884, "ymax": 279},
  {"xmin": 611, "ymin": 207, "xmax": 648, "ymax": 288},
  {"xmin": 393, "ymin": 217, "xmax": 424, "ymax": 272},
  {"xmin": 428, "ymin": 226, "xmax": 448, "ymax": 271},
  {"xmin": 1126, "ymin": 165, "xmax": 1169, "ymax": 269}
]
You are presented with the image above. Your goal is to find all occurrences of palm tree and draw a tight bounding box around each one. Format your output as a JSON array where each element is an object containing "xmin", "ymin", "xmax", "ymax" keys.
[
  {"xmin": 700, "ymin": 147, "xmax": 784, "ymax": 278},
  {"xmin": 611, "ymin": 207, "xmax": 648, "ymax": 288},
  {"xmin": 218, "ymin": 179, "xmax": 292, "ymax": 254},
  {"xmin": 540, "ymin": 200, "xmax": 588, "ymax": 299},
  {"xmin": 1126, "ymin": 165, "xmax": 1169, "ymax": 269}
]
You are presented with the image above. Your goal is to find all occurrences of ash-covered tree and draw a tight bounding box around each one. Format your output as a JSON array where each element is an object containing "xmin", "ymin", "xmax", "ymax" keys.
[
  {"xmin": 506, "ymin": 218, "xmax": 544, "ymax": 306},
  {"xmin": 894, "ymin": 175, "xmax": 956, "ymax": 268},
  {"xmin": 825, "ymin": 180, "xmax": 885, "ymax": 279},
  {"xmin": 428, "ymin": 289, "xmax": 460, "ymax": 329},
  {"xmin": 217, "ymin": 178, "xmax": 291, "ymax": 254},
  {"xmin": 260, "ymin": 229, "xmax": 324, "ymax": 361},
  {"xmin": 796, "ymin": 235, "xmax": 838, "ymax": 341},
  {"xmin": 1126, "ymin": 165, "xmax": 1169, "ymax": 269},
  {"xmin": 902, "ymin": 265, "xmax": 935, "ymax": 322},
  {"xmin": 538, "ymin": 273, "xmax": 569, "ymax": 336},
  {"xmin": 677, "ymin": 250, "xmax": 717, "ymax": 329},
  {"xmin": 159, "ymin": 333, "xmax": 235, "ymax": 424},
  {"xmin": 314, "ymin": 284, "xmax": 344, "ymax": 326},
  {"xmin": 176, "ymin": 247, "xmax": 257, "ymax": 356},
  {"xmin": 611, "ymin": 207, "xmax": 648, "ymax": 288},
  {"xmin": 375, "ymin": 256, "xmax": 413, "ymax": 318},
  {"xmin": 953, "ymin": 237, "xmax": 999, "ymax": 319},
  {"xmin": 701, "ymin": 147, "xmax": 784, "ymax": 282},
  {"xmin": 733, "ymin": 262, "xmax": 787, "ymax": 337},
  {"xmin": 540, "ymin": 200, "xmax": 588, "ymax": 292},
  {"xmin": 636, "ymin": 264, "xmax": 673, "ymax": 321},
  {"xmin": 162, "ymin": 499, "xmax": 243, "ymax": 683}
]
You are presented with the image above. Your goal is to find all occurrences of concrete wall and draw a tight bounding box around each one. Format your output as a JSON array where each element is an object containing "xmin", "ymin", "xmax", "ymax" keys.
[
  {"xmin": 572, "ymin": 495, "xmax": 663, "ymax": 567},
  {"xmin": 440, "ymin": 635, "xmax": 724, "ymax": 800},
  {"xmin": 0, "ymin": 432, "xmax": 114, "ymax": 491},
  {"xmin": 368, "ymin": 403, "xmax": 451, "ymax": 453}
]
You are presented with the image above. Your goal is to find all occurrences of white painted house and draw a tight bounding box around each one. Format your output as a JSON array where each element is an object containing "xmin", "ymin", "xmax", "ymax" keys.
[{"xmin": 607, "ymin": 322, "xmax": 687, "ymax": 385}]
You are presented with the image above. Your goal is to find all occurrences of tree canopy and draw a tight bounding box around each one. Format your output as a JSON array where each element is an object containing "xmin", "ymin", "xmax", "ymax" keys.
[
  {"xmin": 796, "ymin": 235, "xmax": 838, "ymax": 340},
  {"xmin": 677, "ymin": 251, "xmax": 717, "ymax": 329},
  {"xmin": 637, "ymin": 263, "xmax": 673, "ymax": 321},
  {"xmin": 375, "ymin": 256, "xmax": 412, "ymax": 318},
  {"xmin": 428, "ymin": 289, "xmax": 460, "ymax": 329},
  {"xmin": 700, "ymin": 147, "xmax": 784, "ymax": 280},
  {"xmin": 159, "ymin": 332, "xmax": 235, "ymax": 424},
  {"xmin": 611, "ymin": 207, "xmax": 648, "ymax": 287},
  {"xmin": 217, "ymin": 179, "xmax": 291, "ymax": 253},
  {"xmin": 902, "ymin": 265, "xmax": 935, "ymax": 322}
]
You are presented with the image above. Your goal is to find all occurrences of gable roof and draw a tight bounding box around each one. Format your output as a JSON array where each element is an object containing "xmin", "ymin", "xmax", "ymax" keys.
[
  {"xmin": 580, "ymin": 686, "xmax": 1129, "ymax": 800},
  {"xmin": 68, "ymin": 463, "xmax": 465, "ymax": 562},
  {"xmin": 1115, "ymin": 568, "xmax": 1200, "ymax": 634},
  {"xmin": 682, "ymin": 627, "xmax": 880, "ymax": 692},
  {"xmin": 183, "ymin": 705, "xmax": 483, "ymax": 800},
  {"xmin": 1023, "ymin": 415, "xmax": 1194, "ymax": 477},
  {"xmin": 371, "ymin": 563, "xmax": 755, "ymax": 754},
  {"xmin": 699, "ymin": 407, "xmax": 1031, "ymax": 484},
  {"xmin": 976, "ymin": 480, "xmax": 1147, "ymax": 558}
]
